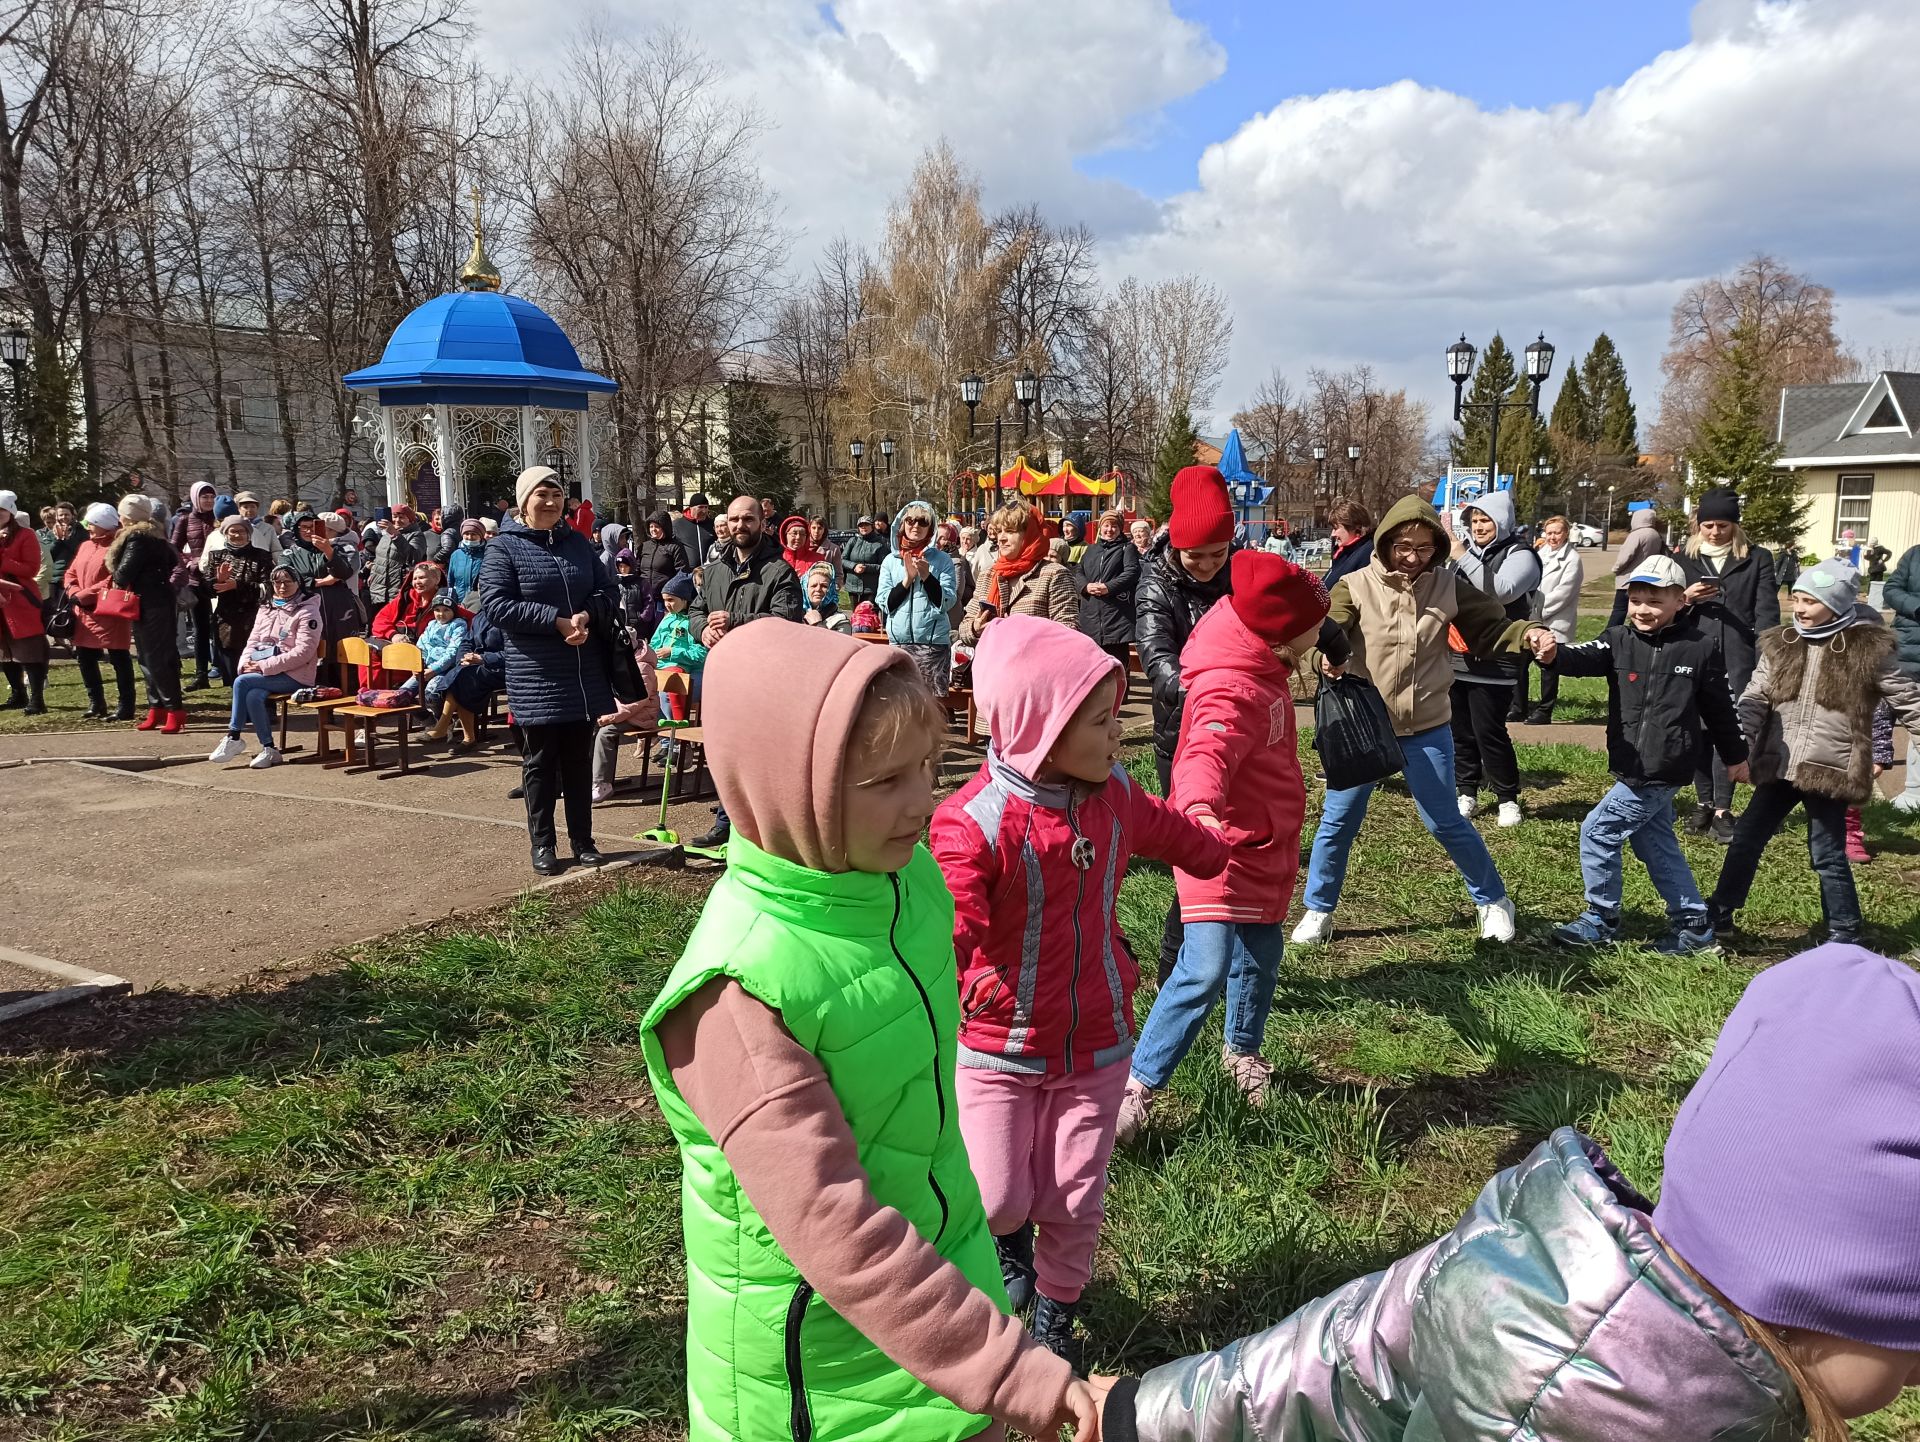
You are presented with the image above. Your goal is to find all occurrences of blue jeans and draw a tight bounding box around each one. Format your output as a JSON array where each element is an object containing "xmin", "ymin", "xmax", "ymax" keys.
[
  {"xmin": 1577, "ymin": 781, "xmax": 1707, "ymax": 927},
  {"xmin": 1130, "ymin": 922, "xmax": 1286, "ymax": 1090},
  {"xmin": 1302, "ymin": 723, "xmax": 1507, "ymax": 912},
  {"xmin": 228, "ymin": 672, "xmax": 300, "ymax": 745}
]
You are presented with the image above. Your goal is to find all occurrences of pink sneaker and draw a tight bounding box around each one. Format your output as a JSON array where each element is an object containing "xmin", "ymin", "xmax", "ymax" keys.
[
  {"xmin": 1114, "ymin": 1079, "xmax": 1156, "ymax": 1145},
  {"xmin": 1221, "ymin": 1046, "xmax": 1275, "ymax": 1107}
]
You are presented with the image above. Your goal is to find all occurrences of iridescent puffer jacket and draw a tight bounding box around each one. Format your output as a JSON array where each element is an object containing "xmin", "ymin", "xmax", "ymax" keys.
[{"xmin": 1110, "ymin": 1129, "xmax": 1806, "ymax": 1442}]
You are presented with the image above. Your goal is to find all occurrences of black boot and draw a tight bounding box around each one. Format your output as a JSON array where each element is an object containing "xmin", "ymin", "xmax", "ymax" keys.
[
  {"xmin": 1031, "ymin": 1293, "xmax": 1084, "ymax": 1376},
  {"xmin": 0, "ymin": 662, "xmax": 23, "ymax": 709},
  {"xmin": 21, "ymin": 663, "xmax": 47, "ymax": 715},
  {"xmin": 692, "ymin": 815, "xmax": 731, "ymax": 849},
  {"xmin": 995, "ymin": 1224, "xmax": 1036, "ymax": 1312}
]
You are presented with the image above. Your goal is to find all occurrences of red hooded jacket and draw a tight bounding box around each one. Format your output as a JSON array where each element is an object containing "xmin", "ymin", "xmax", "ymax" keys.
[
  {"xmin": 1169, "ymin": 599, "xmax": 1308, "ymax": 925},
  {"xmin": 780, "ymin": 515, "xmax": 825, "ymax": 577}
]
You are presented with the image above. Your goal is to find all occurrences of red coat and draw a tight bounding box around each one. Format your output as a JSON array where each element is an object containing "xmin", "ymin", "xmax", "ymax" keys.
[
  {"xmin": 0, "ymin": 523, "xmax": 44, "ymax": 641},
  {"xmin": 63, "ymin": 537, "xmax": 131, "ymax": 650},
  {"xmin": 1169, "ymin": 600, "xmax": 1307, "ymax": 925},
  {"xmin": 371, "ymin": 588, "xmax": 470, "ymax": 641},
  {"xmin": 931, "ymin": 756, "xmax": 1228, "ymax": 1075}
]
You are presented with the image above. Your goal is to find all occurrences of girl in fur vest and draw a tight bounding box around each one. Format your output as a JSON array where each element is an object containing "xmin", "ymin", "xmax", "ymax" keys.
[{"xmin": 1709, "ymin": 560, "xmax": 1920, "ymax": 946}]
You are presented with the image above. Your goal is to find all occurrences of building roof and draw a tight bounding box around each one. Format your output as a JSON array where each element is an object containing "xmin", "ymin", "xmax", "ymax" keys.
[
  {"xmin": 1777, "ymin": 372, "xmax": 1920, "ymax": 464},
  {"xmin": 342, "ymin": 291, "xmax": 617, "ymax": 409}
]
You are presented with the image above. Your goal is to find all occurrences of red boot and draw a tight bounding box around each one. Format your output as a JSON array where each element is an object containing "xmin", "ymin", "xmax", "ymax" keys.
[
  {"xmin": 1844, "ymin": 807, "xmax": 1871, "ymax": 864},
  {"xmin": 160, "ymin": 708, "xmax": 188, "ymax": 735},
  {"xmin": 135, "ymin": 706, "xmax": 163, "ymax": 731}
]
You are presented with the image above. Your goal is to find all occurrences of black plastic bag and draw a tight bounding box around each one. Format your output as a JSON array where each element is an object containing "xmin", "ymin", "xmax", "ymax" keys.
[{"xmin": 1313, "ymin": 673, "xmax": 1404, "ymax": 791}]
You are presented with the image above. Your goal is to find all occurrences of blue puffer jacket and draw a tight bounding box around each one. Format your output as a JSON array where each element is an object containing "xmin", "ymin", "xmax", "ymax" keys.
[
  {"xmin": 480, "ymin": 519, "xmax": 616, "ymax": 726},
  {"xmin": 875, "ymin": 500, "xmax": 956, "ymax": 646}
]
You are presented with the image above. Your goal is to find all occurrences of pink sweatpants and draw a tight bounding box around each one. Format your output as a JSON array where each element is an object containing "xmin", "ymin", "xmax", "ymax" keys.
[{"xmin": 955, "ymin": 1059, "xmax": 1131, "ymax": 1304}]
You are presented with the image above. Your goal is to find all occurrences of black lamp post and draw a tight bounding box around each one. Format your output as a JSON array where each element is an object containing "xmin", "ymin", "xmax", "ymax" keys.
[
  {"xmin": 1014, "ymin": 367, "xmax": 1040, "ymax": 437},
  {"xmin": 960, "ymin": 372, "xmax": 1003, "ymax": 511},
  {"xmin": 1530, "ymin": 455, "xmax": 1552, "ymax": 523},
  {"xmin": 543, "ymin": 445, "xmax": 570, "ymax": 497},
  {"xmin": 880, "ymin": 435, "xmax": 895, "ymax": 512},
  {"xmin": 1346, "ymin": 442, "xmax": 1361, "ymax": 483},
  {"xmin": 1312, "ymin": 442, "xmax": 1327, "ymax": 504},
  {"xmin": 850, "ymin": 437, "xmax": 869, "ymax": 514},
  {"xmin": 1, "ymin": 327, "xmax": 28, "ymax": 483},
  {"xmin": 1448, "ymin": 331, "xmax": 1554, "ymax": 495}
]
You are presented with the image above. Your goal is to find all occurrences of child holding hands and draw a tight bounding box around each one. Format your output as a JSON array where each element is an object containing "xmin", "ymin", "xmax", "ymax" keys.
[
  {"xmin": 640, "ymin": 623, "xmax": 1095, "ymax": 1442},
  {"xmin": 1118, "ymin": 552, "xmax": 1333, "ymax": 1142},
  {"xmin": 931, "ymin": 615, "xmax": 1231, "ymax": 1369}
]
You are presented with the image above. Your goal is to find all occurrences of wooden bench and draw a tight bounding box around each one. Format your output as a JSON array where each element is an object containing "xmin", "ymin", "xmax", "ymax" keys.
[{"xmin": 334, "ymin": 638, "xmax": 426, "ymax": 774}]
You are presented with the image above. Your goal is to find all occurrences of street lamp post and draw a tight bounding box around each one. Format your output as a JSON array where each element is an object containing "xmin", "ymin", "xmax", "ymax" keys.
[
  {"xmin": 1014, "ymin": 367, "xmax": 1040, "ymax": 438},
  {"xmin": 880, "ymin": 435, "xmax": 895, "ymax": 514},
  {"xmin": 960, "ymin": 373, "xmax": 1002, "ymax": 517},
  {"xmin": 1605, "ymin": 483, "xmax": 1617, "ymax": 545},
  {"xmin": 1312, "ymin": 442, "xmax": 1327, "ymax": 505},
  {"xmin": 1346, "ymin": 443, "xmax": 1361, "ymax": 484},
  {"xmin": 1448, "ymin": 331, "xmax": 1554, "ymax": 499},
  {"xmin": 1577, "ymin": 476, "xmax": 1595, "ymax": 529},
  {"xmin": 543, "ymin": 445, "xmax": 570, "ymax": 497},
  {"xmin": 850, "ymin": 437, "xmax": 869, "ymax": 515},
  {"xmin": 1530, "ymin": 455, "xmax": 1553, "ymax": 523},
  {"xmin": 1, "ymin": 327, "xmax": 28, "ymax": 485}
]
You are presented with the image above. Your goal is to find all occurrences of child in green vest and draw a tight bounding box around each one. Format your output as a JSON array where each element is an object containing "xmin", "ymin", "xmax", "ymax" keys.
[{"xmin": 640, "ymin": 622, "xmax": 1096, "ymax": 1442}]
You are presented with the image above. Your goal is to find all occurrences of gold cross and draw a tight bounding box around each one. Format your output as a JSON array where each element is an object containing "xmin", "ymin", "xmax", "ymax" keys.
[{"xmin": 469, "ymin": 183, "xmax": 483, "ymax": 238}]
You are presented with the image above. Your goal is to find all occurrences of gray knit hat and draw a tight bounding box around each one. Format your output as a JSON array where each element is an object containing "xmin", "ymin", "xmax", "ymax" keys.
[{"xmin": 1791, "ymin": 560, "xmax": 1860, "ymax": 620}]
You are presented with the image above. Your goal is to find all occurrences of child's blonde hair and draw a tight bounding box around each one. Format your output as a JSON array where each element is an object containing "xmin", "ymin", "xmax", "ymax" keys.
[{"xmin": 848, "ymin": 662, "xmax": 944, "ymax": 775}]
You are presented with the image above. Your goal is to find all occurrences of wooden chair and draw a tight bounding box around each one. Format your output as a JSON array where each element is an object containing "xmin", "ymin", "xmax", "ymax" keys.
[
  {"xmin": 660, "ymin": 669, "xmax": 713, "ymax": 800},
  {"xmin": 335, "ymin": 638, "xmax": 425, "ymax": 773},
  {"xmin": 942, "ymin": 685, "xmax": 979, "ymax": 746},
  {"xmin": 272, "ymin": 640, "xmax": 360, "ymax": 762}
]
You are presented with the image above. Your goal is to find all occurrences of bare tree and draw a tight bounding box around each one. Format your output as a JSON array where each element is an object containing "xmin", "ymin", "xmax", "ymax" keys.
[{"xmin": 765, "ymin": 235, "xmax": 867, "ymax": 513}]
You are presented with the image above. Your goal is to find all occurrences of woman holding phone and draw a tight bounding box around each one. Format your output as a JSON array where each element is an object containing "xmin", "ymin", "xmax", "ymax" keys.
[{"xmin": 1676, "ymin": 487, "xmax": 1779, "ymax": 843}]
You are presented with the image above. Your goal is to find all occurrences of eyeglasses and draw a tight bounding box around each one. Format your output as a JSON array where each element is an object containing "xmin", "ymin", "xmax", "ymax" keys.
[{"xmin": 1391, "ymin": 542, "xmax": 1436, "ymax": 558}]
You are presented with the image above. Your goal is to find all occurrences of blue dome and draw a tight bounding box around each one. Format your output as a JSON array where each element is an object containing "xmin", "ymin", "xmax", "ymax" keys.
[{"xmin": 342, "ymin": 290, "xmax": 617, "ymax": 407}]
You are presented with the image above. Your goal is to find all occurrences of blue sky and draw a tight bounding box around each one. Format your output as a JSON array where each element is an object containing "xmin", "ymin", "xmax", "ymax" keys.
[{"xmin": 1081, "ymin": 0, "xmax": 1694, "ymax": 197}]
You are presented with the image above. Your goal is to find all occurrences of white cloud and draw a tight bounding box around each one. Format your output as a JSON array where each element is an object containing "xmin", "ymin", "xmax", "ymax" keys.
[{"xmin": 1113, "ymin": 0, "xmax": 1920, "ymax": 428}]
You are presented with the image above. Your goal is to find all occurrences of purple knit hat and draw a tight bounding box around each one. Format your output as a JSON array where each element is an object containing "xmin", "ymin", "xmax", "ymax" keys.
[{"xmin": 1654, "ymin": 943, "xmax": 1920, "ymax": 1349}]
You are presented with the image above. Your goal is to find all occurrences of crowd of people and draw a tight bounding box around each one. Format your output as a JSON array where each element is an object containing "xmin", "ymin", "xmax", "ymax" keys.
[{"xmin": 638, "ymin": 458, "xmax": 1918, "ymax": 1442}]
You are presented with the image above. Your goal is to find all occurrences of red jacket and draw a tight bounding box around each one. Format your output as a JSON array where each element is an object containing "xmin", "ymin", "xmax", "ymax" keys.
[
  {"xmin": 371, "ymin": 588, "xmax": 470, "ymax": 641},
  {"xmin": 63, "ymin": 537, "xmax": 131, "ymax": 650},
  {"xmin": 931, "ymin": 754, "xmax": 1229, "ymax": 1075},
  {"xmin": 1170, "ymin": 599, "xmax": 1307, "ymax": 925},
  {"xmin": 0, "ymin": 522, "xmax": 44, "ymax": 641}
]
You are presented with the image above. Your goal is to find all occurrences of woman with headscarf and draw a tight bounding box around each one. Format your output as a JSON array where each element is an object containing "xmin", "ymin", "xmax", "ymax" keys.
[
  {"xmin": 108, "ymin": 493, "xmax": 188, "ymax": 731},
  {"xmin": 935, "ymin": 520, "xmax": 974, "ymax": 630},
  {"xmin": 956, "ymin": 501, "xmax": 1078, "ymax": 645},
  {"xmin": 64, "ymin": 502, "xmax": 136, "ymax": 719},
  {"xmin": 779, "ymin": 514, "xmax": 826, "ymax": 578},
  {"xmin": 0, "ymin": 489, "xmax": 50, "ymax": 713},
  {"xmin": 200, "ymin": 512, "xmax": 273, "ymax": 684},
  {"xmin": 206, "ymin": 562, "xmax": 323, "ymax": 770},
  {"xmin": 482, "ymin": 465, "xmax": 620, "ymax": 876},
  {"xmin": 1447, "ymin": 491, "xmax": 1541, "ymax": 827},
  {"xmin": 279, "ymin": 509, "xmax": 361, "ymax": 687},
  {"xmin": 1060, "ymin": 515, "xmax": 1088, "ymax": 566},
  {"xmin": 171, "ymin": 480, "xmax": 220, "ymax": 690},
  {"xmin": 446, "ymin": 515, "xmax": 488, "ymax": 602}
]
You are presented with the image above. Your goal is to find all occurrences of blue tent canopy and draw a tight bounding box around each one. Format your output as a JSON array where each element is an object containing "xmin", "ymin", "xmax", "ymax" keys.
[
  {"xmin": 342, "ymin": 291, "xmax": 616, "ymax": 410},
  {"xmin": 1219, "ymin": 429, "xmax": 1272, "ymax": 507}
]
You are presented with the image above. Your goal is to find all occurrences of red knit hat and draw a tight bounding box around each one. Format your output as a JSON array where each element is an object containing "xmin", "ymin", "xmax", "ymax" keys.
[
  {"xmin": 1167, "ymin": 466, "xmax": 1235, "ymax": 548},
  {"xmin": 1229, "ymin": 550, "xmax": 1330, "ymax": 645}
]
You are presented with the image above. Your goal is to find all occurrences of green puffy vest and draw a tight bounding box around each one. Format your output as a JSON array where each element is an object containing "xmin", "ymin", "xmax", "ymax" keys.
[{"xmin": 639, "ymin": 835, "xmax": 1007, "ymax": 1442}]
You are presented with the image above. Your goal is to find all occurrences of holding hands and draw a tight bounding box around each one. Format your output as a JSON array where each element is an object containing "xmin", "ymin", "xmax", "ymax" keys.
[
  {"xmin": 1056, "ymin": 1378, "xmax": 1100, "ymax": 1440},
  {"xmin": 1525, "ymin": 627, "xmax": 1558, "ymax": 665},
  {"xmin": 1727, "ymin": 760, "xmax": 1751, "ymax": 784}
]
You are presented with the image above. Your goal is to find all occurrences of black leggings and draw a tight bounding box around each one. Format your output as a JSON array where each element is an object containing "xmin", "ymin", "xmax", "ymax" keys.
[
  {"xmin": 519, "ymin": 719, "xmax": 596, "ymax": 853},
  {"xmin": 75, "ymin": 648, "xmax": 135, "ymax": 712},
  {"xmin": 1100, "ymin": 643, "xmax": 1132, "ymax": 706},
  {"xmin": 133, "ymin": 607, "xmax": 183, "ymax": 709},
  {"xmin": 1451, "ymin": 679, "xmax": 1520, "ymax": 803}
]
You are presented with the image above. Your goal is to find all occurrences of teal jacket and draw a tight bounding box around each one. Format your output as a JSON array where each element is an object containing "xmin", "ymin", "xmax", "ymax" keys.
[
  {"xmin": 639, "ymin": 836, "xmax": 1005, "ymax": 1442},
  {"xmin": 649, "ymin": 608, "xmax": 709, "ymax": 672}
]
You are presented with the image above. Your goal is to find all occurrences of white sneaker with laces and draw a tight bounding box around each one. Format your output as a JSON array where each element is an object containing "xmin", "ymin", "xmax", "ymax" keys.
[
  {"xmin": 248, "ymin": 745, "xmax": 283, "ymax": 769},
  {"xmin": 207, "ymin": 735, "xmax": 246, "ymax": 764},
  {"xmin": 1477, "ymin": 896, "xmax": 1517, "ymax": 942},
  {"xmin": 1457, "ymin": 794, "xmax": 1478, "ymax": 819},
  {"xmin": 1894, "ymin": 791, "xmax": 1920, "ymax": 815},
  {"xmin": 591, "ymin": 782, "xmax": 613, "ymax": 803},
  {"xmin": 1496, "ymin": 801, "xmax": 1523, "ymax": 828},
  {"xmin": 1290, "ymin": 909, "xmax": 1333, "ymax": 945}
]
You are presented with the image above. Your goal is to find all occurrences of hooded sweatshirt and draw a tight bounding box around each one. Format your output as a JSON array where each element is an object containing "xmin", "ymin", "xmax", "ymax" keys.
[
  {"xmin": 1611, "ymin": 507, "xmax": 1666, "ymax": 590},
  {"xmin": 1450, "ymin": 490, "xmax": 1541, "ymax": 684},
  {"xmin": 932, "ymin": 616, "xmax": 1228, "ymax": 1074},
  {"xmin": 876, "ymin": 500, "xmax": 958, "ymax": 646},
  {"xmin": 1169, "ymin": 599, "xmax": 1308, "ymax": 924},
  {"xmin": 779, "ymin": 515, "xmax": 826, "ymax": 578},
  {"xmin": 639, "ymin": 622, "xmax": 1071, "ymax": 1441},
  {"xmin": 1326, "ymin": 494, "xmax": 1537, "ymax": 737}
]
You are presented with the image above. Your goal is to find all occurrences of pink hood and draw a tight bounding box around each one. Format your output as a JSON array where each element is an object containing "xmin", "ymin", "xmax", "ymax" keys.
[
  {"xmin": 972, "ymin": 614, "xmax": 1122, "ymax": 779},
  {"xmin": 1180, "ymin": 596, "xmax": 1287, "ymax": 691}
]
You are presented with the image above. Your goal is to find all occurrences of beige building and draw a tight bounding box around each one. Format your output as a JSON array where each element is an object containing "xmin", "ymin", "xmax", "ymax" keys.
[{"xmin": 1776, "ymin": 372, "xmax": 1920, "ymax": 561}]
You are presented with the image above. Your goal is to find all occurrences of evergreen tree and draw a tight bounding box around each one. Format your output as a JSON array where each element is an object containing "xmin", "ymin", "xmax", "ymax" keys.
[
  {"xmin": 1450, "ymin": 333, "xmax": 1516, "ymax": 471},
  {"xmin": 1147, "ymin": 403, "xmax": 1199, "ymax": 524},
  {"xmin": 1548, "ymin": 366, "xmax": 1591, "ymax": 444},
  {"xmin": 1688, "ymin": 320, "xmax": 1808, "ymax": 552},
  {"xmin": 718, "ymin": 381, "xmax": 802, "ymax": 520},
  {"xmin": 1581, "ymin": 333, "xmax": 1639, "ymax": 459},
  {"xmin": 1452, "ymin": 333, "xmax": 1546, "ymax": 516}
]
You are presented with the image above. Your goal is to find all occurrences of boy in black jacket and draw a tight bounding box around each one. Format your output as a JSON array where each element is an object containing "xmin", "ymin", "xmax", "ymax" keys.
[{"xmin": 1543, "ymin": 555, "xmax": 1749, "ymax": 953}]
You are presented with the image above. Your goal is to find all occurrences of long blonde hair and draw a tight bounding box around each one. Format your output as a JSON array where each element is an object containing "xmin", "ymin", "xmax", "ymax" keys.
[{"xmin": 1685, "ymin": 522, "xmax": 1751, "ymax": 562}]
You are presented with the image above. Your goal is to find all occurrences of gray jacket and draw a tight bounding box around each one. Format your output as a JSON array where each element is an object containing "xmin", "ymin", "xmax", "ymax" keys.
[
  {"xmin": 1116, "ymin": 1130, "xmax": 1804, "ymax": 1442},
  {"xmin": 1741, "ymin": 615, "xmax": 1920, "ymax": 804}
]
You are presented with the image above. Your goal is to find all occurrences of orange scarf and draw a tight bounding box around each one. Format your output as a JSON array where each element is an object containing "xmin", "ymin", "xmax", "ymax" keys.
[{"xmin": 989, "ymin": 507, "xmax": 1050, "ymax": 612}]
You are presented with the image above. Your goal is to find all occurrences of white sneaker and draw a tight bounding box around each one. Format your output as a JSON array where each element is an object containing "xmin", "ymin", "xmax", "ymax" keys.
[
  {"xmin": 1291, "ymin": 909, "xmax": 1333, "ymax": 944},
  {"xmin": 591, "ymin": 782, "xmax": 613, "ymax": 803},
  {"xmin": 1496, "ymin": 801, "xmax": 1524, "ymax": 828},
  {"xmin": 248, "ymin": 745, "xmax": 283, "ymax": 769},
  {"xmin": 1457, "ymin": 794, "xmax": 1479, "ymax": 819},
  {"xmin": 1893, "ymin": 792, "xmax": 1920, "ymax": 815},
  {"xmin": 1477, "ymin": 897, "xmax": 1517, "ymax": 942},
  {"xmin": 207, "ymin": 736, "xmax": 246, "ymax": 764}
]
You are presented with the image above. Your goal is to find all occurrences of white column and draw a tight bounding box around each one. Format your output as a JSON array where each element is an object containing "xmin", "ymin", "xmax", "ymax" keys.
[
  {"xmin": 519, "ymin": 405, "xmax": 538, "ymax": 472},
  {"xmin": 380, "ymin": 409, "xmax": 403, "ymax": 506},
  {"xmin": 432, "ymin": 403, "xmax": 456, "ymax": 509},
  {"xmin": 578, "ymin": 404, "xmax": 595, "ymax": 504}
]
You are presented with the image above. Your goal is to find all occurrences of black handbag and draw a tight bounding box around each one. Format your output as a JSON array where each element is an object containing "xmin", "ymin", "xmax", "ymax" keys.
[
  {"xmin": 43, "ymin": 593, "xmax": 75, "ymax": 641},
  {"xmin": 1313, "ymin": 673, "xmax": 1404, "ymax": 792}
]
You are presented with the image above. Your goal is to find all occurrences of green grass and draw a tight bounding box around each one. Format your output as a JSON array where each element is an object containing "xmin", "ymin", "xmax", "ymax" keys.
[
  {"xmin": 2, "ymin": 740, "xmax": 1918, "ymax": 1438},
  {"xmin": 0, "ymin": 655, "xmax": 235, "ymax": 735}
]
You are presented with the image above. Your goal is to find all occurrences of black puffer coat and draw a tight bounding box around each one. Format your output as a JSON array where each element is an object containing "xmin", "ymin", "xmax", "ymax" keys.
[
  {"xmin": 1676, "ymin": 543, "xmax": 1780, "ymax": 689},
  {"xmin": 1883, "ymin": 543, "xmax": 1920, "ymax": 676},
  {"xmin": 1134, "ymin": 534, "xmax": 1232, "ymax": 766},
  {"xmin": 1076, "ymin": 536, "xmax": 1141, "ymax": 648},
  {"xmin": 479, "ymin": 518, "xmax": 618, "ymax": 726}
]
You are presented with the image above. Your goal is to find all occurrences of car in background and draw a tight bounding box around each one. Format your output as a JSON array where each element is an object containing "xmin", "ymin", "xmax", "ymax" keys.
[{"xmin": 1571, "ymin": 522, "xmax": 1605, "ymax": 548}]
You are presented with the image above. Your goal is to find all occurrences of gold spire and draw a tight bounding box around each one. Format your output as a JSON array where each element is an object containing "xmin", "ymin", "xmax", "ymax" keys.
[{"xmin": 459, "ymin": 183, "xmax": 502, "ymax": 292}]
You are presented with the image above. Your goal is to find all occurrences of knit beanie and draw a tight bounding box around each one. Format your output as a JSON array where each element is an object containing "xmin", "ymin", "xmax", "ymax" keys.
[
  {"xmin": 432, "ymin": 588, "xmax": 459, "ymax": 612},
  {"xmin": 1167, "ymin": 466, "xmax": 1235, "ymax": 549},
  {"xmin": 1697, "ymin": 486, "xmax": 1741, "ymax": 524},
  {"xmin": 663, "ymin": 571, "xmax": 696, "ymax": 601},
  {"xmin": 1791, "ymin": 560, "xmax": 1860, "ymax": 620},
  {"xmin": 84, "ymin": 502, "xmax": 120, "ymax": 531},
  {"xmin": 1654, "ymin": 943, "xmax": 1920, "ymax": 1350},
  {"xmin": 1227, "ymin": 550, "xmax": 1329, "ymax": 645},
  {"xmin": 118, "ymin": 494, "xmax": 152, "ymax": 526},
  {"xmin": 515, "ymin": 465, "xmax": 561, "ymax": 511}
]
